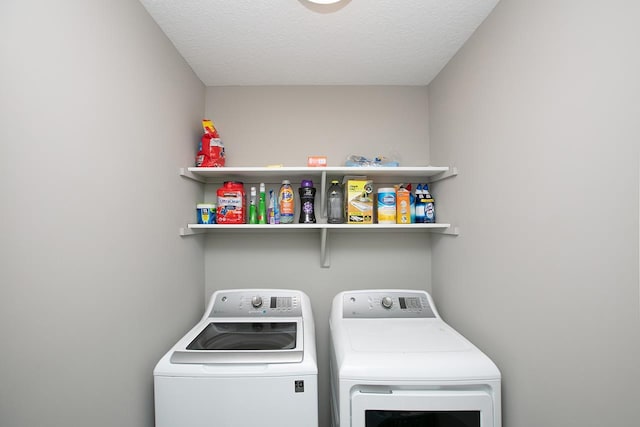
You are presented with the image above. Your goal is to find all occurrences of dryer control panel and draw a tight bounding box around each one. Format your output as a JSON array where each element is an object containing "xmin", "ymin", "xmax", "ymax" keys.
[
  {"xmin": 342, "ymin": 291, "xmax": 436, "ymax": 318},
  {"xmin": 208, "ymin": 290, "xmax": 302, "ymax": 317}
]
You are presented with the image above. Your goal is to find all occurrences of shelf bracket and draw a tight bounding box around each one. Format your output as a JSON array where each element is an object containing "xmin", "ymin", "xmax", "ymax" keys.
[
  {"xmin": 429, "ymin": 166, "xmax": 458, "ymax": 183},
  {"xmin": 320, "ymin": 228, "xmax": 330, "ymax": 268},
  {"xmin": 179, "ymin": 227, "xmax": 207, "ymax": 236},
  {"xmin": 179, "ymin": 168, "xmax": 208, "ymax": 184},
  {"xmin": 435, "ymin": 225, "xmax": 460, "ymax": 236}
]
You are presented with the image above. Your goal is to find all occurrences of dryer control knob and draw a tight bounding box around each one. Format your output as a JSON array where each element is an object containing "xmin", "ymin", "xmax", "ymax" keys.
[
  {"xmin": 251, "ymin": 296, "xmax": 263, "ymax": 308},
  {"xmin": 381, "ymin": 296, "xmax": 393, "ymax": 309}
]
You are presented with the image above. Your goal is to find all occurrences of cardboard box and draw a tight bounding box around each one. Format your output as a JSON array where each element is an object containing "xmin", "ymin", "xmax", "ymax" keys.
[
  {"xmin": 307, "ymin": 156, "xmax": 327, "ymax": 167},
  {"xmin": 344, "ymin": 178, "xmax": 373, "ymax": 224}
]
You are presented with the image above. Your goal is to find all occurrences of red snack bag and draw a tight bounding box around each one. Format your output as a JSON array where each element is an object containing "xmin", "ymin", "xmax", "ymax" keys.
[{"xmin": 195, "ymin": 119, "xmax": 225, "ymax": 167}]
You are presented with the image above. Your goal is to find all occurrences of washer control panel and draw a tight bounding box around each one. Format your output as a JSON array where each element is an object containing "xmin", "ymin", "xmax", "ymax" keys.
[
  {"xmin": 342, "ymin": 291, "xmax": 436, "ymax": 318},
  {"xmin": 209, "ymin": 290, "xmax": 302, "ymax": 317}
]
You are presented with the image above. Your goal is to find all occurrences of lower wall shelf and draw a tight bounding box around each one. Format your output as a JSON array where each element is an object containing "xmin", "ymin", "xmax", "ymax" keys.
[
  {"xmin": 183, "ymin": 223, "xmax": 454, "ymax": 231},
  {"xmin": 178, "ymin": 165, "xmax": 459, "ymax": 267},
  {"xmin": 180, "ymin": 223, "xmax": 459, "ymax": 267}
]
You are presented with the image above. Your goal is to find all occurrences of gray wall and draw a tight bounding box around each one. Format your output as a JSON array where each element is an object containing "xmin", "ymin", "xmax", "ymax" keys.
[
  {"xmin": 3, "ymin": 1, "xmax": 638, "ymax": 427},
  {"xmin": 205, "ymin": 86, "xmax": 433, "ymax": 427},
  {"xmin": 205, "ymin": 86, "xmax": 430, "ymax": 167},
  {"xmin": 428, "ymin": 1, "xmax": 640, "ymax": 426},
  {"xmin": 0, "ymin": 1, "xmax": 205, "ymax": 426}
]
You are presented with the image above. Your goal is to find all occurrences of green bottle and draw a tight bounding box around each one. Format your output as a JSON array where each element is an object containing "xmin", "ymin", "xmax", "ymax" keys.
[
  {"xmin": 249, "ymin": 186, "xmax": 258, "ymax": 224},
  {"xmin": 258, "ymin": 182, "xmax": 267, "ymax": 224}
]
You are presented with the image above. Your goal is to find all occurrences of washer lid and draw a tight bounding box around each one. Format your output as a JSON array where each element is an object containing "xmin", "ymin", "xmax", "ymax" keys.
[
  {"xmin": 170, "ymin": 318, "xmax": 304, "ymax": 364},
  {"xmin": 187, "ymin": 322, "xmax": 297, "ymax": 351}
]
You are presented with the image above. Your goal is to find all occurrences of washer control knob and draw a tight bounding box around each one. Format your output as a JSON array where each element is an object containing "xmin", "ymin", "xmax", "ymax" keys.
[
  {"xmin": 251, "ymin": 296, "xmax": 263, "ymax": 308},
  {"xmin": 381, "ymin": 296, "xmax": 393, "ymax": 309}
]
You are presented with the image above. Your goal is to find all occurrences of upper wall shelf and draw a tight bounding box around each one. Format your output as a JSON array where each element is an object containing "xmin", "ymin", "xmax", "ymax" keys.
[{"xmin": 179, "ymin": 166, "xmax": 457, "ymax": 185}]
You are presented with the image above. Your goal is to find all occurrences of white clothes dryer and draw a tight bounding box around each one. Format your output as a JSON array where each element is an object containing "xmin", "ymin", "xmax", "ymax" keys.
[
  {"xmin": 329, "ymin": 289, "xmax": 501, "ymax": 427},
  {"xmin": 154, "ymin": 289, "xmax": 318, "ymax": 427}
]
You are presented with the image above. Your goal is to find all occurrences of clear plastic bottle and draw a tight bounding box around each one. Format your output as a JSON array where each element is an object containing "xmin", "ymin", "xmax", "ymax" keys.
[
  {"xmin": 298, "ymin": 179, "xmax": 316, "ymax": 224},
  {"xmin": 327, "ymin": 180, "xmax": 344, "ymax": 224},
  {"xmin": 279, "ymin": 180, "xmax": 295, "ymax": 224}
]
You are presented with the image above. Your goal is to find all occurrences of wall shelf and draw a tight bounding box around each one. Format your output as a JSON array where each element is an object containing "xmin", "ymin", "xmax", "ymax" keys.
[
  {"xmin": 180, "ymin": 166, "xmax": 456, "ymax": 185},
  {"xmin": 179, "ymin": 165, "xmax": 459, "ymax": 267}
]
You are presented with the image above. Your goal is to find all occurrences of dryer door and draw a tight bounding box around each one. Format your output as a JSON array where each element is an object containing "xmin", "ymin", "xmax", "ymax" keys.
[{"xmin": 351, "ymin": 389, "xmax": 494, "ymax": 427}]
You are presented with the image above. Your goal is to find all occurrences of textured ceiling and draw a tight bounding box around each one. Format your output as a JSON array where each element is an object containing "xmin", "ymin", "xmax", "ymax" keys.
[{"xmin": 139, "ymin": 0, "xmax": 499, "ymax": 86}]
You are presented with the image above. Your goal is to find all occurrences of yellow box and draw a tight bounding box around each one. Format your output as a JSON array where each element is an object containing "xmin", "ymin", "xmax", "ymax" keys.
[
  {"xmin": 396, "ymin": 186, "xmax": 411, "ymax": 224},
  {"xmin": 345, "ymin": 179, "xmax": 373, "ymax": 224}
]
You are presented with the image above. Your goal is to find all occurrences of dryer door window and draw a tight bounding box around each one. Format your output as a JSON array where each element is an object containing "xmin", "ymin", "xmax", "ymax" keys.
[
  {"xmin": 365, "ymin": 410, "xmax": 479, "ymax": 426},
  {"xmin": 351, "ymin": 389, "xmax": 493, "ymax": 427}
]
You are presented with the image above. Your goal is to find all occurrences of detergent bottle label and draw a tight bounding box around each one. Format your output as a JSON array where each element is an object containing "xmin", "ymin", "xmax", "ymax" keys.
[{"xmin": 279, "ymin": 182, "xmax": 295, "ymax": 223}]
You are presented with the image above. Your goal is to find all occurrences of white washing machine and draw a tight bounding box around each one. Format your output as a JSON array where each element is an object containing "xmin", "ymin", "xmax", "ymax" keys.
[
  {"xmin": 329, "ymin": 289, "xmax": 501, "ymax": 427},
  {"xmin": 154, "ymin": 289, "xmax": 318, "ymax": 427}
]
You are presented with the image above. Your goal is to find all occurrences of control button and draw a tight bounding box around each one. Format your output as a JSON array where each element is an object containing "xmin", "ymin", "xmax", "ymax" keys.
[
  {"xmin": 381, "ymin": 296, "xmax": 393, "ymax": 309},
  {"xmin": 251, "ymin": 296, "xmax": 263, "ymax": 308}
]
